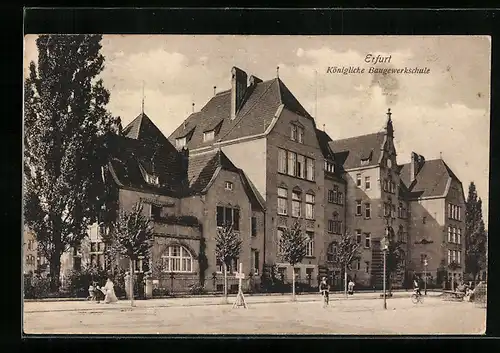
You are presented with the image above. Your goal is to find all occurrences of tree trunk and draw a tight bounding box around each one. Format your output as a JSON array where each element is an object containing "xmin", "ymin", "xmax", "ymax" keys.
[
  {"xmin": 129, "ymin": 258, "xmax": 135, "ymax": 307},
  {"xmin": 292, "ymin": 268, "xmax": 296, "ymax": 302},
  {"xmin": 49, "ymin": 253, "xmax": 62, "ymax": 292},
  {"xmin": 344, "ymin": 265, "xmax": 348, "ymax": 297},
  {"xmin": 223, "ymin": 265, "xmax": 228, "ymax": 303}
]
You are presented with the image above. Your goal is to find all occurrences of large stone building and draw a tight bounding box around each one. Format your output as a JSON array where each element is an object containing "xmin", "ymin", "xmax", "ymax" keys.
[{"xmin": 38, "ymin": 65, "xmax": 466, "ymax": 291}]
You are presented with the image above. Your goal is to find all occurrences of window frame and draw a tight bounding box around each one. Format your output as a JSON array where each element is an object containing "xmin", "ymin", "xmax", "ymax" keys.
[
  {"xmin": 161, "ymin": 245, "xmax": 194, "ymax": 273},
  {"xmin": 203, "ymin": 130, "xmax": 215, "ymax": 142}
]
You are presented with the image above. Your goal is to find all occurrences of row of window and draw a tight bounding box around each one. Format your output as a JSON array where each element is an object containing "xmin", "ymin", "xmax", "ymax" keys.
[
  {"xmin": 26, "ymin": 239, "xmax": 35, "ymax": 251},
  {"xmin": 355, "ymin": 230, "xmax": 372, "ymax": 248},
  {"xmin": 277, "ymin": 228, "xmax": 315, "ymax": 257},
  {"xmin": 447, "ymin": 226, "xmax": 462, "ymax": 244},
  {"xmin": 216, "ymin": 206, "xmax": 241, "ymax": 230},
  {"xmin": 448, "ymin": 249, "xmax": 462, "ymax": 265},
  {"xmin": 278, "ymin": 148, "xmax": 315, "ymax": 181},
  {"xmin": 355, "ymin": 201, "xmax": 372, "ymax": 219},
  {"xmin": 277, "ymin": 187, "xmax": 315, "ymax": 219},
  {"xmin": 383, "ymin": 179, "xmax": 397, "ymax": 194},
  {"xmin": 327, "ymin": 215, "xmax": 343, "ymax": 234},
  {"xmin": 215, "ymin": 249, "xmax": 260, "ymax": 275},
  {"xmin": 25, "ymin": 255, "xmax": 36, "ymax": 266},
  {"xmin": 327, "ymin": 186, "xmax": 344, "ymax": 205},
  {"xmin": 356, "ymin": 174, "xmax": 371, "ymax": 190},
  {"xmin": 448, "ymin": 204, "xmax": 462, "ymax": 221},
  {"xmin": 324, "ymin": 160, "xmax": 336, "ymax": 173}
]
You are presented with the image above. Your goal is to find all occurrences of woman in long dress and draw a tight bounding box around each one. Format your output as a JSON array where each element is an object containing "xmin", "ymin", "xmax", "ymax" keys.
[{"xmin": 103, "ymin": 277, "xmax": 118, "ymax": 304}]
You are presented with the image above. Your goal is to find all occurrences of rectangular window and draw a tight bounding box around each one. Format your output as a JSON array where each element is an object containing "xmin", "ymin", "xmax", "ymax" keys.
[
  {"xmin": 457, "ymin": 228, "xmax": 461, "ymax": 244},
  {"xmin": 297, "ymin": 126, "xmax": 304, "ymax": 144},
  {"xmin": 288, "ymin": 152, "xmax": 297, "ymax": 177},
  {"xmin": 365, "ymin": 176, "xmax": 371, "ymax": 190},
  {"xmin": 297, "ymin": 154, "xmax": 305, "ymax": 179},
  {"xmin": 203, "ymin": 130, "xmax": 215, "ymax": 142},
  {"xmin": 391, "ymin": 204, "xmax": 396, "ymax": 219},
  {"xmin": 365, "ymin": 233, "xmax": 371, "ymax": 248},
  {"xmin": 338, "ymin": 192, "xmax": 344, "ymax": 205},
  {"xmin": 355, "ymin": 260, "xmax": 361, "ymax": 270},
  {"xmin": 448, "ymin": 249, "xmax": 452, "ymax": 264},
  {"xmin": 306, "ymin": 158, "xmax": 315, "ymax": 181},
  {"xmin": 457, "ymin": 250, "xmax": 461, "ymax": 264},
  {"xmin": 292, "ymin": 191, "xmax": 301, "ymax": 217},
  {"xmin": 150, "ymin": 204, "xmax": 162, "ymax": 219},
  {"xmin": 364, "ymin": 203, "xmax": 371, "ymax": 219},
  {"xmin": 277, "ymin": 187, "xmax": 288, "ymax": 215},
  {"xmin": 328, "ymin": 220, "xmax": 334, "ymax": 233},
  {"xmin": 448, "ymin": 204, "xmax": 452, "ymax": 219},
  {"xmin": 448, "ymin": 226, "xmax": 452, "ymax": 243},
  {"xmin": 328, "ymin": 190, "xmax": 334, "ymax": 203},
  {"xmin": 176, "ymin": 137, "xmax": 187, "ymax": 149},
  {"xmin": 251, "ymin": 217, "xmax": 257, "ymax": 237},
  {"xmin": 420, "ymin": 254, "xmax": 427, "ymax": 264},
  {"xmin": 306, "ymin": 232, "xmax": 314, "ymax": 257},
  {"xmin": 252, "ymin": 249, "xmax": 259, "ymax": 275},
  {"xmin": 305, "ymin": 193, "xmax": 315, "ymax": 220},
  {"xmin": 356, "ymin": 173, "xmax": 362, "ymax": 187},
  {"xmin": 216, "ymin": 206, "xmax": 239, "ymax": 230},
  {"xmin": 278, "ymin": 148, "xmax": 287, "ymax": 174},
  {"xmin": 356, "ymin": 230, "xmax": 362, "ymax": 244},
  {"xmin": 356, "ymin": 200, "xmax": 362, "ymax": 216},
  {"xmin": 290, "ymin": 125, "xmax": 297, "ymax": 141},
  {"xmin": 225, "ymin": 181, "xmax": 233, "ymax": 190},
  {"xmin": 277, "ymin": 228, "xmax": 284, "ymax": 254},
  {"xmin": 365, "ymin": 261, "xmax": 370, "ymax": 274}
]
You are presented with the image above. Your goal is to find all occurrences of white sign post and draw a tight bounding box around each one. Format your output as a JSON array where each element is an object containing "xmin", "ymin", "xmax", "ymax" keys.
[{"xmin": 232, "ymin": 263, "xmax": 248, "ymax": 309}]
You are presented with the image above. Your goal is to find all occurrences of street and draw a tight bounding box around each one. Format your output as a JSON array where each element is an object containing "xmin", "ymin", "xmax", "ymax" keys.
[{"xmin": 23, "ymin": 294, "xmax": 486, "ymax": 335}]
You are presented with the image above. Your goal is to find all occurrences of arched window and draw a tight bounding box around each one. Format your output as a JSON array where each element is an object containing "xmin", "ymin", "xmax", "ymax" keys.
[
  {"xmin": 327, "ymin": 242, "xmax": 338, "ymax": 263},
  {"xmin": 161, "ymin": 245, "xmax": 194, "ymax": 273}
]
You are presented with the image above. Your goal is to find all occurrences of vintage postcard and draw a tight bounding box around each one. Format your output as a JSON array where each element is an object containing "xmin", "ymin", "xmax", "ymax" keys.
[{"xmin": 23, "ymin": 35, "xmax": 489, "ymax": 335}]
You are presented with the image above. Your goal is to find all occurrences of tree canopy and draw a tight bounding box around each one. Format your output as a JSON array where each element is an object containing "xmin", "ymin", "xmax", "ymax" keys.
[
  {"xmin": 23, "ymin": 34, "xmax": 119, "ymax": 290},
  {"xmin": 465, "ymin": 182, "xmax": 487, "ymax": 279},
  {"xmin": 279, "ymin": 220, "xmax": 308, "ymax": 266}
]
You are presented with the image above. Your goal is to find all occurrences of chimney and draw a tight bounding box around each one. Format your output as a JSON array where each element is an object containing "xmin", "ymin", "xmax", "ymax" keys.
[
  {"xmin": 180, "ymin": 146, "xmax": 190, "ymax": 188},
  {"xmin": 410, "ymin": 152, "xmax": 426, "ymax": 183},
  {"xmin": 231, "ymin": 66, "xmax": 248, "ymax": 120},
  {"xmin": 248, "ymin": 75, "xmax": 263, "ymax": 87}
]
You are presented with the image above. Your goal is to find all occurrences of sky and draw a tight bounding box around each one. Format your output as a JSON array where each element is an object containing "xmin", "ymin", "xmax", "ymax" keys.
[{"xmin": 24, "ymin": 35, "xmax": 491, "ymax": 227}]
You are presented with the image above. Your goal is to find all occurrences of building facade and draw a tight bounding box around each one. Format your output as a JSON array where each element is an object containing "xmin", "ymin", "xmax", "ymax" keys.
[{"xmin": 35, "ymin": 65, "xmax": 466, "ymax": 292}]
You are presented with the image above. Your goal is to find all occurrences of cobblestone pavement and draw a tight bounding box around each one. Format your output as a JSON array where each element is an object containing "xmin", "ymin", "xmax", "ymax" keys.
[{"xmin": 23, "ymin": 295, "xmax": 485, "ymax": 335}]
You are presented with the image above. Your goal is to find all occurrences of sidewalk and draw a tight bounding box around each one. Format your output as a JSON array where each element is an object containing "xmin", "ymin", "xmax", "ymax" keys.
[{"xmin": 24, "ymin": 290, "xmax": 443, "ymax": 313}]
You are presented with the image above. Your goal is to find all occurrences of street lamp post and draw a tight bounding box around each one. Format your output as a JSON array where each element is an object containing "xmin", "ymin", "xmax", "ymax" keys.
[
  {"xmin": 381, "ymin": 233, "xmax": 389, "ymax": 310},
  {"xmin": 424, "ymin": 259, "xmax": 428, "ymax": 295}
]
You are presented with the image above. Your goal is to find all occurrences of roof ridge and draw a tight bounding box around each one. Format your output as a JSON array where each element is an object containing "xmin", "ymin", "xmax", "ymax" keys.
[{"xmin": 330, "ymin": 131, "xmax": 384, "ymax": 144}]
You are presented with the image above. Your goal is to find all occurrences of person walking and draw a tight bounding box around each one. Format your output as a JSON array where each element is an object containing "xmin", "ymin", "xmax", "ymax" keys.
[
  {"xmin": 348, "ymin": 280, "xmax": 355, "ymax": 295},
  {"xmin": 102, "ymin": 277, "xmax": 118, "ymax": 304}
]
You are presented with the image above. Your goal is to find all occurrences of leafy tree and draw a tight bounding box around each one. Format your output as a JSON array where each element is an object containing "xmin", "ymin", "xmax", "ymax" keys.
[
  {"xmin": 279, "ymin": 219, "xmax": 308, "ymax": 301},
  {"xmin": 215, "ymin": 223, "xmax": 242, "ymax": 303},
  {"xmin": 384, "ymin": 226, "xmax": 405, "ymax": 294},
  {"xmin": 465, "ymin": 182, "xmax": 488, "ymax": 282},
  {"xmin": 102, "ymin": 201, "xmax": 154, "ymax": 307},
  {"xmin": 333, "ymin": 232, "xmax": 361, "ymax": 296},
  {"xmin": 24, "ymin": 34, "xmax": 119, "ymax": 291}
]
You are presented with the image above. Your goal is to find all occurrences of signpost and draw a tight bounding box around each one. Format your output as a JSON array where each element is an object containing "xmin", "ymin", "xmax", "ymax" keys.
[
  {"xmin": 232, "ymin": 263, "xmax": 248, "ymax": 309},
  {"xmin": 424, "ymin": 259, "xmax": 428, "ymax": 295}
]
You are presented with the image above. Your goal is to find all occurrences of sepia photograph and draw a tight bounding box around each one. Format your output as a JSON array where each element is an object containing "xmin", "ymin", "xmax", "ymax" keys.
[{"xmin": 22, "ymin": 35, "xmax": 489, "ymax": 335}]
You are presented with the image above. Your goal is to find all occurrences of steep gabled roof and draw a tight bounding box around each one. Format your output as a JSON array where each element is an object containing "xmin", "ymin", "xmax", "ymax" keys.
[
  {"xmin": 185, "ymin": 150, "xmax": 265, "ymax": 210},
  {"xmin": 168, "ymin": 78, "xmax": 312, "ymax": 150},
  {"xmin": 187, "ymin": 150, "xmax": 238, "ymax": 193},
  {"xmin": 123, "ymin": 112, "xmax": 173, "ymax": 148},
  {"xmin": 329, "ymin": 132, "xmax": 386, "ymax": 170},
  {"xmin": 106, "ymin": 133, "xmax": 184, "ymax": 196},
  {"xmin": 315, "ymin": 128, "xmax": 336, "ymax": 160},
  {"xmin": 399, "ymin": 159, "xmax": 460, "ymax": 198}
]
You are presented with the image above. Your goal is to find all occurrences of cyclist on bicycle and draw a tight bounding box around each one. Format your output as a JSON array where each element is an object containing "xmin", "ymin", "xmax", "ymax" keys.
[
  {"xmin": 319, "ymin": 277, "xmax": 330, "ymax": 305},
  {"xmin": 413, "ymin": 278, "xmax": 422, "ymax": 296}
]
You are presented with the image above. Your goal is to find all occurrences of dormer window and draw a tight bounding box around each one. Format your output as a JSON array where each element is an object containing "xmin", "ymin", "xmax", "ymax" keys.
[
  {"xmin": 145, "ymin": 172, "xmax": 159, "ymax": 186},
  {"xmin": 360, "ymin": 158, "xmax": 370, "ymax": 166},
  {"xmin": 290, "ymin": 124, "xmax": 304, "ymax": 143},
  {"xmin": 324, "ymin": 160, "xmax": 335, "ymax": 173},
  {"xmin": 203, "ymin": 130, "xmax": 215, "ymax": 142},
  {"xmin": 176, "ymin": 137, "xmax": 187, "ymax": 149}
]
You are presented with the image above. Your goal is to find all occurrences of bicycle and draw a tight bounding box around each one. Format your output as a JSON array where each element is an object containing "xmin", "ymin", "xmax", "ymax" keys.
[
  {"xmin": 320, "ymin": 290, "xmax": 329, "ymax": 308},
  {"xmin": 411, "ymin": 291, "xmax": 424, "ymax": 304}
]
